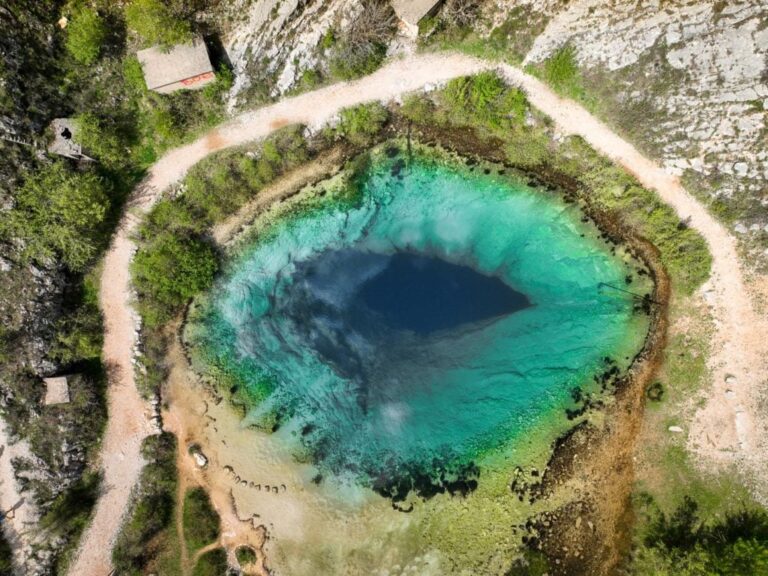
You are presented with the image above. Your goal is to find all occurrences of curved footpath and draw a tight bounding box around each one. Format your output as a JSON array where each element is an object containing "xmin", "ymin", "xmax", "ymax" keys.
[{"xmin": 67, "ymin": 52, "xmax": 768, "ymax": 576}]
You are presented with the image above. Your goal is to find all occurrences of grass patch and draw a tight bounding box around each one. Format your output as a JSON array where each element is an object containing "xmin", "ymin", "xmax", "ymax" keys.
[
  {"xmin": 183, "ymin": 488, "xmax": 221, "ymax": 553},
  {"xmin": 529, "ymin": 45, "xmax": 589, "ymax": 103},
  {"xmin": 113, "ymin": 433, "xmax": 178, "ymax": 576}
]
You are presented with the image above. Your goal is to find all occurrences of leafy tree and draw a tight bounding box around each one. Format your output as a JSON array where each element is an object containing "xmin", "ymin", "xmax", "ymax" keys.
[
  {"xmin": 76, "ymin": 112, "xmax": 129, "ymax": 167},
  {"xmin": 635, "ymin": 498, "xmax": 768, "ymax": 576},
  {"xmin": 0, "ymin": 162, "xmax": 110, "ymax": 270},
  {"xmin": 124, "ymin": 0, "xmax": 191, "ymax": 47},
  {"xmin": 66, "ymin": 6, "xmax": 107, "ymax": 65},
  {"xmin": 183, "ymin": 488, "xmax": 220, "ymax": 552},
  {"xmin": 132, "ymin": 232, "xmax": 217, "ymax": 324}
]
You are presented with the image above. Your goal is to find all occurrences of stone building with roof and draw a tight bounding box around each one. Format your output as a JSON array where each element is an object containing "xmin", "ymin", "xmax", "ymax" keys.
[
  {"xmin": 391, "ymin": 0, "xmax": 443, "ymax": 36},
  {"xmin": 47, "ymin": 118, "xmax": 93, "ymax": 161},
  {"xmin": 136, "ymin": 37, "xmax": 216, "ymax": 94},
  {"xmin": 43, "ymin": 376, "xmax": 71, "ymax": 406}
]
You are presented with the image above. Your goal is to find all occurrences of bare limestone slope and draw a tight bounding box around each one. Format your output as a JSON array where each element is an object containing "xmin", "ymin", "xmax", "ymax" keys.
[{"xmin": 68, "ymin": 52, "xmax": 768, "ymax": 575}]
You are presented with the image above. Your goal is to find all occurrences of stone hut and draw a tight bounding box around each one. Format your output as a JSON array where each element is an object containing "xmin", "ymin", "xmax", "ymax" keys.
[
  {"xmin": 136, "ymin": 37, "xmax": 216, "ymax": 94},
  {"xmin": 391, "ymin": 0, "xmax": 443, "ymax": 37},
  {"xmin": 47, "ymin": 118, "xmax": 93, "ymax": 161},
  {"xmin": 43, "ymin": 376, "xmax": 71, "ymax": 406}
]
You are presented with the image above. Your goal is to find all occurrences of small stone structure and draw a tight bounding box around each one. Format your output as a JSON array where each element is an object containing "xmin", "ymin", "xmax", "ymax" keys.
[
  {"xmin": 47, "ymin": 118, "xmax": 93, "ymax": 161},
  {"xmin": 43, "ymin": 376, "xmax": 71, "ymax": 406},
  {"xmin": 136, "ymin": 37, "xmax": 216, "ymax": 94},
  {"xmin": 391, "ymin": 0, "xmax": 443, "ymax": 36}
]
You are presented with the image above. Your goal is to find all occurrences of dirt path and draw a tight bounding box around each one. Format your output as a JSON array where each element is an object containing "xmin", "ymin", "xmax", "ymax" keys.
[
  {"xmin": 0, "ymin": 421, "xmax": 38, "ymax": 573},
  {"xmin": 67, "ymin": 51, "xmax": 768, "ymax": 576}
]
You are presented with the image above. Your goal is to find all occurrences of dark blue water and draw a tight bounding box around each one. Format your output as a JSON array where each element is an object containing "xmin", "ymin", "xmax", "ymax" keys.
[{"xmin": 356, "ymin": 252, "xmax": 530, "ymax": 335}]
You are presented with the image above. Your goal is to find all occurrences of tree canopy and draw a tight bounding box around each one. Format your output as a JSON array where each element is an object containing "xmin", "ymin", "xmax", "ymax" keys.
[{"xmin": 1, "ymin": 162, "xmax": 110, "ymax": 270}]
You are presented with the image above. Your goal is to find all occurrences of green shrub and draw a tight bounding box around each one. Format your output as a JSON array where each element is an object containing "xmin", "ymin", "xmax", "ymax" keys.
[
  {"xmin": 338, "ymin": 102, "xmax": 389, "ymax": 145},
  {"xmin": 537, "ymin": 45, "xmax": 586, "ymax": 102},
  {"xmin": 0, "ymin": 162, "xmax": 110, "ymax": 271},
  {"xmin": 183, "ymin": 487, "xmax": 220, "ymax": 553},
  {"xmin": 441, "ymin": 72, "xmax": 529, "ymax": 133},
  {"xmin": 193, "ymin": 547, "xmax": 228, "ymax": 576},
  {"xmin": 236, "ymin": 545, "xmax": 258, "ymax": 566},
  {"xmin": 125, "ymin": 0, "xmax": 191, "ymax": 47},
  {"xmin": 123, "ymin": 56, "xmax": 147, "ymax": 93},
  {"xmin": 400, "ymin": 94, "xmax": 435, "ymax": 123},
  {"xmin": 504, "ymin": 131, "xmax": 549, "ymax": 168},
  {"xmin": 113, "ymin": 434, "xmax": 177, "ymax": 574},
  {"xmin": 66, "ymin": 7, "xmax": 107, "ymax": 65},
  {"xmin": 320, "ymin": 28, "xmax": 336, "ymax": 51},
  {"xmin": 133, "ymin": 232, "xmax": 218, "ymax": 325}
]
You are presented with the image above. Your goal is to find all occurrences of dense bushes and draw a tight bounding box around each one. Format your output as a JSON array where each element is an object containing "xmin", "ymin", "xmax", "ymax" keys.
[
  {"xmin": 633, "ymin": 497, "xmax": 768, "ymax": 575},
  {"xmin": 125, "ymin": 0, "xmax": 191, "ymax": 47},
  {"xmin": 0, "ymin": 162, "xmax": 111, "ymax": 271},
  {"xmin": 440, "ymin": 71, "xmax": 528, "ymax": 134},
  {"xmin": 65, "ymin": 6, "xmax": 107, "ymax": 65},
  {"xmin": 113, "ymin": 433, "xmax": 178, "ymax": 575},
  {"xmin": 133, "ymin": 233, "xmax": 218, "ymax": 326},
  {"xmin": 183, "ymin": 487, "xmax": 221, "ymax": 553},
  {"xmin": 337, "ymin": 102, "xmax": 390, "ymax": 145}
]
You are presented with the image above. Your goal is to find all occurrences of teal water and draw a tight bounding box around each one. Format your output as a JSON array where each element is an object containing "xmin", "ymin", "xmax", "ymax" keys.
[{"xmin": 190, "ymin": 150, "xmax": 649, "ymax": 499}]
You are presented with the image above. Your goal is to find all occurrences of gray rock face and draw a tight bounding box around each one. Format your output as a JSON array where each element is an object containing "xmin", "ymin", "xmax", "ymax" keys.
[{"xmin": 494, "ymin": 0, "xmax": 768, "ymax": 264}]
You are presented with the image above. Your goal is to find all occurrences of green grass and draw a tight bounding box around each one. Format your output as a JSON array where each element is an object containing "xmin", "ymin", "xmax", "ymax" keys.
[
  {"xmin": 183, "ymin": 488, "xmax": 221, "ymax": 553},
  {"xmin": 113, "ymin": 434, "xmax": 178, "ymax": 575}
]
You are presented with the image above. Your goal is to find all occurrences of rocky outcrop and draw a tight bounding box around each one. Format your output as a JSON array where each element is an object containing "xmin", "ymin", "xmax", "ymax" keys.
[{"xmin": 495, "ymin": 0, "xmax": 768, "ymax": 265}]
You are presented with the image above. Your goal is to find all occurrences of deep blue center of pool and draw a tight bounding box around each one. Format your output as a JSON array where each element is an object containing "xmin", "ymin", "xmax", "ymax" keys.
[
  {"xmin": 294, "ymin": 250, "xmax": 530, "ymax": 339},
  {"xmin": 357, "ymin": 252, "xmax": 530, "ymax": 335},
  {"xmin": 189, "ymin": 153, "xmax": 648, "ymax": 498}
]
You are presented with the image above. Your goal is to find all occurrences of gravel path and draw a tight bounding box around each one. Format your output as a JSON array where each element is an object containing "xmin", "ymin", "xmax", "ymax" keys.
[{"xmin": 66, "ymin": 51, "xmax": 768, "ymax": 576}]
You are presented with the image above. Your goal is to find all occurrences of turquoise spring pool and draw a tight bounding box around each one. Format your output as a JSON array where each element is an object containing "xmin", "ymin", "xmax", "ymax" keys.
[{"xmin": 187, "ymin": 147, "xmax": 651, "ymax": 501}]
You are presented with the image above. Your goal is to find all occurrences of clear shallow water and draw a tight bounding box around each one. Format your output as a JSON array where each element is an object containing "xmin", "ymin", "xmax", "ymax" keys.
[{"xmin": 189, "ymin": 150, "xmax": 648, "ymax": 498}]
